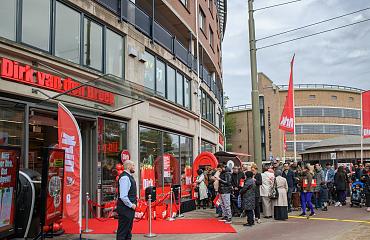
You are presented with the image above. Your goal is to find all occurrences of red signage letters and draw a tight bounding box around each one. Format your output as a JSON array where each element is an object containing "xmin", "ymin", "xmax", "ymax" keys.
[{"xmin": 0, "ymin": 58, "xmax": 114, "ymax": 106}]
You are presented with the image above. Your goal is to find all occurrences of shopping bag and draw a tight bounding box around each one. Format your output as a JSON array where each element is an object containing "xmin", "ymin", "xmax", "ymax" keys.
[{"xmin": 213, "ymin": 194, "xmax": 221, "ymax": 207}]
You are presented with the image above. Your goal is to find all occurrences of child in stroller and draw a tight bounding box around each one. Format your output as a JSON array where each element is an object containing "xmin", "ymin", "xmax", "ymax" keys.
[{"xmin": 350, "ymin": 181, "xmax": 365, "ymax": 207}]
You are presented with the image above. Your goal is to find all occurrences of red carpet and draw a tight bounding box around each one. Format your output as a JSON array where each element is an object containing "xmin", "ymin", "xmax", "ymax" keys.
[{"xmin": 62, "ymin": 218, "xmax": 236, "ymax": 234}]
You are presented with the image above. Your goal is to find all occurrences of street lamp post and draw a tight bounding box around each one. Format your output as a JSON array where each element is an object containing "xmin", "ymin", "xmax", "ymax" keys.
[{"xmin": 248, "ymin": 0, "xmax": 263, "ymax": 170}]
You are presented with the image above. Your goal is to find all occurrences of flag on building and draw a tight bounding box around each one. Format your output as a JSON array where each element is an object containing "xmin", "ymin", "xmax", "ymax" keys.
[
  {"xmin": 279, "ymin": 55, "xmax": 295, "ymax": 132},
  {"xmin": 362, "ymin": 90, "xmax": 370, "ymax": 138}
]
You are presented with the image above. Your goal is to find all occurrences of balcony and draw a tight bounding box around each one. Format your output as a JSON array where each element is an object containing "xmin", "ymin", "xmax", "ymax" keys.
[{"xmin": 94, "ymin": 0, "xmax": 223, "ymax": 104}]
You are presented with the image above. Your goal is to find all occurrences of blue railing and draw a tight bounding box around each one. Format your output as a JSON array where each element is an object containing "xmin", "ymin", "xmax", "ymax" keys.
[{"xmin": 95, "ymin": 0, "xmax": 223, "ymax": 105}]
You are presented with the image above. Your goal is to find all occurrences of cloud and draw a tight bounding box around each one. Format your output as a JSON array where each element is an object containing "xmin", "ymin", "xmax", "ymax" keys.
[{"xmin": 223, "ymin": 0, "xmax": 370, "ymax": 107}]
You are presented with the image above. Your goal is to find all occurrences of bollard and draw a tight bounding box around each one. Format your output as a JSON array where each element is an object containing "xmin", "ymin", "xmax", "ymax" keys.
[
  {"xmin": 83, "ymin": 192, "xmax": 93, "ymax": 233},
  {"xmin": 177, "ymin": 186, "xmax": 184, "ymax": 218},
  {"xmin": 168, "ymin": 189, "xmax": 175, "ymax": 221},
  {"xmin": 144, "ymin": 195, "xmax": 157, "ymax": 238}
]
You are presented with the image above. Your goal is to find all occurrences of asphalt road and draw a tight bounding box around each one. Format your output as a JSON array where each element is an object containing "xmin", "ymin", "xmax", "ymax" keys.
[{"xmin": 58, "ymin": 204, "xmax": 370, "ymax": 240}]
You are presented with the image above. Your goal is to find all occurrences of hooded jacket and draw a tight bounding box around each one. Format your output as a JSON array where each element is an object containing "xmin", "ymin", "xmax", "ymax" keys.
[{"xmin": 219, "ymin": 167, "xmax": 232, "ymax": 194}]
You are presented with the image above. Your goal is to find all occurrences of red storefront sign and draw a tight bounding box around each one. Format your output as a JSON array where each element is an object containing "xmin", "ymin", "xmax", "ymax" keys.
[
  {"xmin": 0, "ymin": 146, "xmax": 20, "ymax": 239},
  {"xmin": 43, "ymin": 149, "xmax": 65, "ymax": 226},
  {"xmin": 0, "ymin": 58, "xmax": 114, "ymax": 106},
  {"xmin": 58, "ymin": 103, "xmax": 82, "ymax": 231}
]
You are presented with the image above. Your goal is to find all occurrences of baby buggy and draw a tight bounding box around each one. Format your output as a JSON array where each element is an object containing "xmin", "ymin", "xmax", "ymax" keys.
[{"xmin": 350, "ymin": 181, "xmax": 366, "ymax": 207}]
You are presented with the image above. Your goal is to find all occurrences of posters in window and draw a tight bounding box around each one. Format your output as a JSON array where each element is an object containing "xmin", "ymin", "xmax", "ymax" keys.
[
  {"xmin": 0, "ymin": 146, "xmax": 20, "ymax": 239},
  {"xmin": 42, "ymin": 148, "xmax": 65, "ymax": 226}
]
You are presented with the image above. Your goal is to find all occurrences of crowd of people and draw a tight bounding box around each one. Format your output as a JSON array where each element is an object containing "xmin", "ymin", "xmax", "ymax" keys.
[{"xmin": 194, "ymin": 161, "xmax": 370, "ymax": 226}]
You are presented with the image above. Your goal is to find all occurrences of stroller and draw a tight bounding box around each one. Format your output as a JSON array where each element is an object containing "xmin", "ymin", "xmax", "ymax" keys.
[{"xmin": 350, "ymin": 181, "xmax": 366, "ymax": 207}]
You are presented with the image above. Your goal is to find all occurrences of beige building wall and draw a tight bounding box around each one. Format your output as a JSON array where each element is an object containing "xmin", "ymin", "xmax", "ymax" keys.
[{"xmin": 227, "ymin": 72, "xmax": 362, "ymax": 163}]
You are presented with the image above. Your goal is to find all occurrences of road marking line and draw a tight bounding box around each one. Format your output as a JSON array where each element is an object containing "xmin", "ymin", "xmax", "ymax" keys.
[{"xmin": 289, "ymin": 216, "xmax": 370, "ymax": 224}]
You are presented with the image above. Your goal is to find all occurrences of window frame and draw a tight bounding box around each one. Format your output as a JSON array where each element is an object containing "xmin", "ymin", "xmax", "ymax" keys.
[
  {"xmin": 83, "ymin": 16, "xmax": 104, "ymax": 71},
  {"xmin": 209, "ymin": 25, "xmax": 214, "ymax": 49},
  {"xmin": 199, "ymin": 7, "xmax": 206, "ymax": 33}
]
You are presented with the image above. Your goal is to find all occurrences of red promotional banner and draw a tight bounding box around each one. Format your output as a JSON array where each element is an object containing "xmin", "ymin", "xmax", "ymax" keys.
[
  {"xmin": 58, "ymin": 102, "xmax": 82, "ymax": 231},
  {"xmin": 279, "ymin": 55, "xmax": 295, "ymax": 132},
  {"xmin": 362, "ymin": 91, "xmax": 370, "ymax": 138},
  {"xmin": 0, "ymin": 146, "xmax": 20, "ymax": 239},
  {"xmin": 45, "ymin": 149, "xmax": 65, "ymax": 226}
]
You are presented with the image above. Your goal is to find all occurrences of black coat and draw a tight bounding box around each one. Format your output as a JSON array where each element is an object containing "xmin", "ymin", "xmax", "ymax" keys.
[
  {"xmin": 254, "ymin": 173, "xmax": 262, "ymax": 197},
  {"xmin": 219, "ymin": 171, "xmax": 232, "ymax": 194},
  {"xmin": 240, "ymin": 178, "xmax": 256, "ymax": 210},
  {"xmin": 282, "ymin": 169, "xmax": 295, "ymax": 189},
  {"xmin": 334, "ymin": 171, "xmax": 348, "ymax": 191}
]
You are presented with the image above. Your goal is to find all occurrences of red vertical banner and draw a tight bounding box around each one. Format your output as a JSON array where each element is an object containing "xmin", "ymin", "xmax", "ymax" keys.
[
  {"xmin": 362, "ymin": 91, "xmax": 370, "ymax": 138},
  {"xmin": 58, "ymin": 103, "xmax": 82, "ymax": 231},
  {"xmin": 279, "ymin": 55, "xmax": 295, "ymax": 132}
]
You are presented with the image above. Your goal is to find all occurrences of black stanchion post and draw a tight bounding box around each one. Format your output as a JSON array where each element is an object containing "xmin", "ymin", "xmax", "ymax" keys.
[{"xmin": 177, "ymin": 186, "xmax": 184, "ymax": 218}]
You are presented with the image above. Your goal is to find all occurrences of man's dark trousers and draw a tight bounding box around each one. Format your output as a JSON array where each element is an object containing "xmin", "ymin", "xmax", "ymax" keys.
[{"xmin": 117, "ymin": 205, "xmax": 135, "ymax": 240}]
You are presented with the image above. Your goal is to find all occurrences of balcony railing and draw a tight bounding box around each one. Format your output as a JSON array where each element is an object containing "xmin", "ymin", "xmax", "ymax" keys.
[
  {"xmin": 277, "ymin": 84, "xmax": 363, "ymax": 93},
  {"xmin": 95, "ymin": 0, "xmax": 223, "ymax": 105},
  {"xmin": 225, "ymin": 104, "xmax": 252, "ymax": 112}
]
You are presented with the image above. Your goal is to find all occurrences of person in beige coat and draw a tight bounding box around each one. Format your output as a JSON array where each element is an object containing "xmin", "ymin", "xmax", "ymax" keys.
[
  {"xmin": 260, "ymin": 166, "xmax": 275, "ymax": 218},
  {"xmin": 273, "ymin": 170, "xmax": 289, "ymax": 220}
]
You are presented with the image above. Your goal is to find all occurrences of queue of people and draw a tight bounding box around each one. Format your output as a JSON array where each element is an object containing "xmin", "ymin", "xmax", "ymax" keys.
[{"xmin": 193, "ymin": 161, "xmax": 370, "ymax": 227}]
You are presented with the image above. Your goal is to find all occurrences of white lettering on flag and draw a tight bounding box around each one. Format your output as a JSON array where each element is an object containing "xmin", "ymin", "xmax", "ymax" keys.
[
  {"xmin": 280, "ymin": 116, "xmax": 294, "ymax": 129},
  {"xmin": 364, "ymin": 129, "xmax": 370, "ymax": 137},
  {"xmin": 62, "ymin": 132, "xmax": 76, "ymax": 173}
]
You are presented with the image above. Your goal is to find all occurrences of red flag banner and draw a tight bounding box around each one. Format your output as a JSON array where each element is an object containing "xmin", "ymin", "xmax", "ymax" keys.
[
  {"xmin": 362, "ymin": 91, "xmax": 370, "ymax": 138},
  {"xmin": 58, "ymin": 103, "xmax": 82, "ymax": 231},
  {"xmin": 279, "ymin": 55, "xmax": 295, "ymax": 132}
]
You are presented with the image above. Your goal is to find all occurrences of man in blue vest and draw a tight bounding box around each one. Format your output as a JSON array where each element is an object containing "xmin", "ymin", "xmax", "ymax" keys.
[{"xmin": 117, "ymin": 160, "xmax": 137, "ymax": 240}]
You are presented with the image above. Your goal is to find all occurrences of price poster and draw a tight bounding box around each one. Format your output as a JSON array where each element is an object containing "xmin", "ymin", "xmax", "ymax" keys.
[
  {"xmin": 0, "ymin": 146, "xmax": 20, "ymax": 239},
  {"xmin": 41, "ymin": 148, "xmax": 65, "ymax": 226}
]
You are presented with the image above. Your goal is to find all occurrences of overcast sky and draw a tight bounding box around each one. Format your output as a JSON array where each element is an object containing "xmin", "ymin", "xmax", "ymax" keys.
[{"xmin": 222, "ymin": 0, "xmax": 370, "ymax": 107}]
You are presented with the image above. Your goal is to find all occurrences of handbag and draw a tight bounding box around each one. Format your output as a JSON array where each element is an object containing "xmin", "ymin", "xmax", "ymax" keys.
[{"xmin": 269, "ymin": 179, "xmax": 279, "ymax": 199}]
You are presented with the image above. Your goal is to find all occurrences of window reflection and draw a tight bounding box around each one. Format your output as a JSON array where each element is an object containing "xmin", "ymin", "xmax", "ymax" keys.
[
  {"xmin": 144, "ymin": 52, "xmax": 155, "ymax": 90},
  {"xmin": 22, "ymin": 0, "xmax": 50, "ymax": 51},
  {"xmin": 98, "ymin": 118, "xmax": 127, "ymax": 202},
  {"xmin": 55, "ymin": 2, "xmax": 80, "ymax": 63},
  {"xmin": 156, "ymin": 60, "xmax": 166, "ymax": 97},
  {"xmin": 0, "ymin": 0, "xmax": 16, "ymax": 40},
  {"xmin": 139, "ymin": 127, "xmax": 193, "ymax": 200},
  {"xmin": 167, "ymin": 66, "xmax": 176, "ymax": 102},
  {"xmin": 106, "ymin": 29, "xmax": 124, "ymax": 77},
  {"xmin": 176, "ymin": 72, "xmax": 184, "ymax": 106},
  {"xmin": 84, "ymin": 18, "xmax": 103, "ymax": 70}
]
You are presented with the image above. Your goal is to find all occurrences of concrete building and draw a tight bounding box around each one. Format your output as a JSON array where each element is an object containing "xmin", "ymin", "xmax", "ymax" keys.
[
  {"xmin": 0, "ymin": 0, "xmax": 227, "ymax": 210},
  {"xmin": 226, "ymin": 73, "xmax": 362, "ymax": 163},
  {"xmin": 300, "ymin": 135, "xmax": 370, "ymax": 165}
]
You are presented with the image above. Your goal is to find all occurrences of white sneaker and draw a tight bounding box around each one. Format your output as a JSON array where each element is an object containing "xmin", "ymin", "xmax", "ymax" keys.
[
  {"xmin": 256, "ymin": 218, "xmax": 261, "ymax": 224},
  {"xmin": 335, "ymin": 202, "xmax": 340, "ymax": 207}
]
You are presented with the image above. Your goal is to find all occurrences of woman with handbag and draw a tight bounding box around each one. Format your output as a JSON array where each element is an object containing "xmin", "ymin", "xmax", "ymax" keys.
[
  {"xmin": 260, "ymin": 166, "xmax": 275, "ymax": 218},
  {"xmin": 300, "ymin": 164, "xmax": 315, "ymax": 217},
  {"xmin": 273, "ymin": 170, "xmax": 289, "ymax": 220},
  {"xmin": 195, "ymin": 169, "xmax": 208, "ymax": 209}
]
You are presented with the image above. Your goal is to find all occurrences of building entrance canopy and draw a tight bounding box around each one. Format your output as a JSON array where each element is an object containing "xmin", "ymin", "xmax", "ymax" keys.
[{"xmin": 38, "ymin": 74, "xmax": 154, "ymax": 113}]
